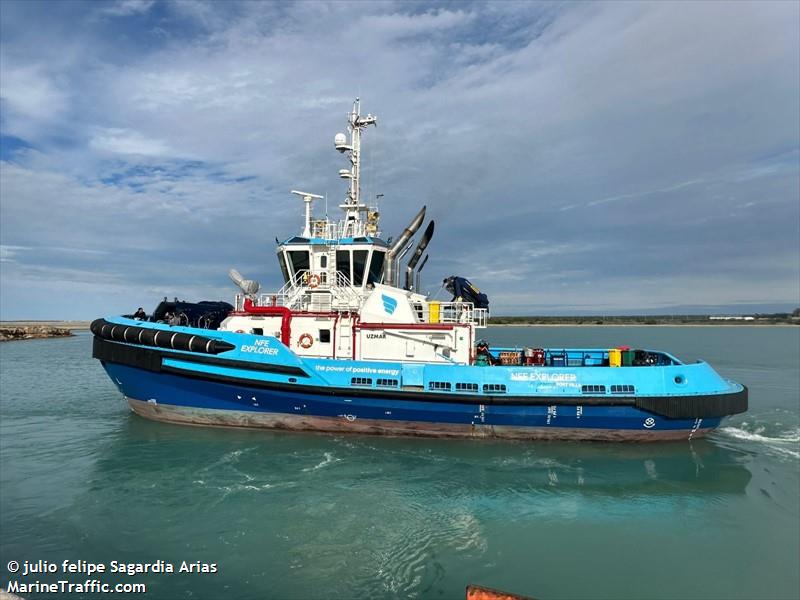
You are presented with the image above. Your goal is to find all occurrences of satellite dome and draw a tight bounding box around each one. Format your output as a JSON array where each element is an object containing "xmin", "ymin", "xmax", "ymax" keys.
[{"xmin": 334, "ymin": 133, "xmax": 348, "ymax": 152}]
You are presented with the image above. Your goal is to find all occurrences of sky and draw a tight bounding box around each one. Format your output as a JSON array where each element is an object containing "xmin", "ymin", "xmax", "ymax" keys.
[{"xmin": 1, "ymin": 0, "xmax": 798, "ymax": 319}]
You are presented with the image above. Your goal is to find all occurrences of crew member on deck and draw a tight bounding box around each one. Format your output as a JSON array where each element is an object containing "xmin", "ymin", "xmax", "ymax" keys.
[
  {"xmin": 133, "ymin": 307, "xmax": 147, "ymax": 320},
  {"xmin": 475, "ymin": 339, "xmax": 500, "ymax": 366}
]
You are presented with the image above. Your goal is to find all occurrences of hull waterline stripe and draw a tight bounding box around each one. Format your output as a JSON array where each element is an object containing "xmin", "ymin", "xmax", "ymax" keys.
[{"xmin": 125, "ymin": 397, "xmax": 719, "ymax": 442}]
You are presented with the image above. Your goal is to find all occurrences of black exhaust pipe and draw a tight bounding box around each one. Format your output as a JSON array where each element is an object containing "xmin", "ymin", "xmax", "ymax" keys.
[{"xmin": 405, "ymin": 220, "xmax": 435, "ymax": 290}]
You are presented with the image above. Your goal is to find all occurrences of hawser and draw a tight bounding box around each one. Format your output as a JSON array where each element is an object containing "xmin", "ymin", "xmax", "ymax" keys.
[{"xmin": 92, "ymin": 100, "xmax": 747, "ymax": 442}]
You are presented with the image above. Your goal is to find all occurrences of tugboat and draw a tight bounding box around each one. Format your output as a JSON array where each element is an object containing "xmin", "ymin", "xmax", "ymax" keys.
[{"xmin": 91, "ymin": 100, "xmax": 747, "ymax": 441}]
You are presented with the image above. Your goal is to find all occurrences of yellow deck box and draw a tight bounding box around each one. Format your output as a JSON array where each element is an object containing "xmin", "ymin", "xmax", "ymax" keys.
[
  {"xmin": 429, "ymin": 302, "xmax": 441, "ymax": 323},
  {"xmin": 609, "ymin": 348, "xmax": 622, "ymax": 367}
]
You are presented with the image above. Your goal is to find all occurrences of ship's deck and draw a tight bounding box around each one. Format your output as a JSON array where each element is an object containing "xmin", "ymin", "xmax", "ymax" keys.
[{"xmin": 485, "ymin": 347, "xmax": 681, "ymax": 367}]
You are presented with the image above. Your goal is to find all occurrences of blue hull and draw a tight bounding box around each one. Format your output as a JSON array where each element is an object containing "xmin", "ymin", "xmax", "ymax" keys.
[
  {"xmin": 102, "ymin": 362, "xmax": 722, "ymax": 442},
  {"xmin": 91, "ymin": 317, "xmax": 745, "ymax": 442}
]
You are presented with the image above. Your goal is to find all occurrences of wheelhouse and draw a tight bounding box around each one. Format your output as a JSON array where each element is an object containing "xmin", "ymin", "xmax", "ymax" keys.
[{"xmin": 277, "ymin": 237, "xmax": 387, "ymax": 290}]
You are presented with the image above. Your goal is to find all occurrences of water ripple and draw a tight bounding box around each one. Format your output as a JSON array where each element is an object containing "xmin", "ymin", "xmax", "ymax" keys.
[{"xmin": 718, "ymin": 425, "xmax": 800, "ymax": 459}]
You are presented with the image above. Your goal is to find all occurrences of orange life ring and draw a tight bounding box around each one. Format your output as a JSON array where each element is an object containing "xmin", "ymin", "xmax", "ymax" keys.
[
  {"xmin": 307, "ymin": 274, "xmax": 321, "ymax": 289},
  {"xmin": 298, "ymin": 333, "xmax": 314, "ymax": 349}
]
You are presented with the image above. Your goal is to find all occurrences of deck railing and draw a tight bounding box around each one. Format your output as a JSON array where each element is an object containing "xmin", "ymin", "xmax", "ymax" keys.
[
  {"xmin": 413, "ymin": 302, "xmax": 489, "ymax": 327},
  {"xmin": 309, "ymin": 218, "xmax": 379, "ymax": 240},
  {"xmin": 234, "ymin": 270, "xmax": 363, "ymax": 312},
  {"xmin": 234, "ymin": 273, "xmax": 488, "ymax": 327}
]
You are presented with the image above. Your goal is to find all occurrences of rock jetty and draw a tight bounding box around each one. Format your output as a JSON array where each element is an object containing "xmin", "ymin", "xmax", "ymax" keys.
[{"xmin": 0, "ymin": 325, "xmax": 74, "ymax": 342}]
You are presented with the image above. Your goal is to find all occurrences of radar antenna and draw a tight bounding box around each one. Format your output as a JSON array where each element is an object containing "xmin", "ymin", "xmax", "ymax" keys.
[{"xmin": 291, "ymin": 190, "xmax": 324, "ymax": 238}]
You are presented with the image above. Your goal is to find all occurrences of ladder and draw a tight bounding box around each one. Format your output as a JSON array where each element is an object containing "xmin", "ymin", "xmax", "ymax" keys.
[{"xmin": 337, "ymin": 313, "xmax": 354, "ymax": 358}]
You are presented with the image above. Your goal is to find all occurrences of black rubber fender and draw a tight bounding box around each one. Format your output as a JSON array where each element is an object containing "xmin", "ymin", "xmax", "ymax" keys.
[
  {"xmin": 137, "ymin": 327, "xmax": 157, "ymax": 347},
  {"xmin": 90, "ymin": 318, "xmax": 234, "ymax": 355}
]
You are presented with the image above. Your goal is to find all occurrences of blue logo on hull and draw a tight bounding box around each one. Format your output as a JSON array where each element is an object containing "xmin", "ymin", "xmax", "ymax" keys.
[{"xmin": 381, "ymin": 294, "xmax": 398, "ymax": 315}]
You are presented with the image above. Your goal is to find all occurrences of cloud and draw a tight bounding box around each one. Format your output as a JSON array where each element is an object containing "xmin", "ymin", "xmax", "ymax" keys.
[
  {"xmin": 587, "ymin": 179, "xmax": 707, "ymax": 208},
  {"xmin": 0, "ymin": 244, "xmax": 30, "ymax": 263},
  {"xmin": 0, "ymin": 64, "xmax": 69, "ymax": 124},
  {"xmin": 89, "ymin": 128, "xmax": 174, "ymax": 157},
  {"xmin": 99, "ymin": 0, "xmax": 155, "ymax": 18},
  {"xmin": 0, "ymin": 0, "xmax": 798, "ymax": 319}
]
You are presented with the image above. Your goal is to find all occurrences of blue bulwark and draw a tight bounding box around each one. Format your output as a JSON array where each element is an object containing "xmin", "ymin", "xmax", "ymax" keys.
[{"xmin": 402, "ymin": 363, "xmax": 425, "ymax": 387}]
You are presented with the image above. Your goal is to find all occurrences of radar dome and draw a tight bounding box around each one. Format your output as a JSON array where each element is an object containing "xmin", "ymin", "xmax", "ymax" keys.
[{"xmin": 334, "ymin": 133, "xmax": 348, "ymax": 152}]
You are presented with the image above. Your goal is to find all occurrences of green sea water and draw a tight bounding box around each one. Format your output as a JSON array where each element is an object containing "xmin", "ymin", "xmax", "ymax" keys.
[{"xmin": 1, "ymin": 327, "xmax": 798, "ymax": 600}]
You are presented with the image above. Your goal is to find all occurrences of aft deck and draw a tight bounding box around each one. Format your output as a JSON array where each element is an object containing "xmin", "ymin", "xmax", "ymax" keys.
[{"xmin": 485, "ymin": 347, "xmax": 682, "ymax": 367}]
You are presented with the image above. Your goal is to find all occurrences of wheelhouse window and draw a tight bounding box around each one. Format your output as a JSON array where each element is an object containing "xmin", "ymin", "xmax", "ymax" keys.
[
  {"xmin": 367, "ymin": 251, "xmax": 385, "ymax": 285},
  {"xmin": 278, "ymin": 253, "xmax": 290, "ymax": 283},
  {"xmin": 336, "ymin": 250, "xmax": 351, "ymax": 282},
  {"xmin": 287, "ymin": 250, "xmax": 310, "ymax": 277},
  {"xmin": 352, "ymin": 250, "xmax": 369, "ymax": 286}
]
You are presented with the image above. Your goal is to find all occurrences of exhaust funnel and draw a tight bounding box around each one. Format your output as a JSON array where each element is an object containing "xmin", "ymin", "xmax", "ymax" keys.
[
  {"xmin": 405, "ymin": 220, "xmax": 435, "ymax": 290},
  {"xmin": 385, "ymin": 205, "xmax": 426, "ymax": 286}
]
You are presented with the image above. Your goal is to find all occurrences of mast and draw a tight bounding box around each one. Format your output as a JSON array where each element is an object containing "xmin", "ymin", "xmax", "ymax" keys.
[{"xmin": 335, "ymin": 98, "xmax": 377, "ymax": 224}]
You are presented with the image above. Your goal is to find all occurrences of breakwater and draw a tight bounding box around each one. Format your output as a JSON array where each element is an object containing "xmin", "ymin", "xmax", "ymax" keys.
[{"xmin": 0, "ymin": 325, "xmax": 74, "ymax": 342}]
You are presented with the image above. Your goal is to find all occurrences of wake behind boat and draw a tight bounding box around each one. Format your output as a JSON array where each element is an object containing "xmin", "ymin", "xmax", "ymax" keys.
[{"xmin": 92, "ymin": 100, "xmax": 747, "ymax": 441}]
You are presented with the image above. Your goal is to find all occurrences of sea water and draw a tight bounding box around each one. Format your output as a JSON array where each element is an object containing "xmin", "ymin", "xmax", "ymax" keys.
[{"xmin": 1, "ymin": 327, "xmax": 798, "ymax": 599}]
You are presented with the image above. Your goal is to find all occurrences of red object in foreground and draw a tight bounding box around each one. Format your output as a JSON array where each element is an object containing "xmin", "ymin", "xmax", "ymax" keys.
[{"xmin": 466, "ymin": 584, "xmax": 535, "ymax": 600}]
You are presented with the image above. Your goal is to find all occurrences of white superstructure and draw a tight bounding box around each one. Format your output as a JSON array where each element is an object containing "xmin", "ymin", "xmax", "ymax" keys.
[{"xmin": 220, "ymin": 100, "xmax": 488, "ymax": 364}]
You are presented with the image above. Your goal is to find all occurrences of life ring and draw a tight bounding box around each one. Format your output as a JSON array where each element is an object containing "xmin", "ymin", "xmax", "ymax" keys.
[
  {"xmin": 298, "ymin": 333, "xmax": 314, "ymax": 349},
  {"xmin": 307, "ymin": 274, "xmax": 321, "ymax": 289}
]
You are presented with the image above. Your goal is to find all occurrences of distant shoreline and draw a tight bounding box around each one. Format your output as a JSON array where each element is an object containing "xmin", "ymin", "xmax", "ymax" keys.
[
  {"xmin": 0, "ymin": 321, "xmax": 91, "ymax": 330},
  {"xmin": 1, "ymin": 320, "xmax": 796, "ymax": 334},
  {"xmin": 1, "ymin": 319, "xmax": 796, "ymax": 330},
  {"xmin": 488, "ymin": 314, "xmax": 798, "ymax": 326},
  {"xmin": 488, "ymin": 322, "xmax": 798, "ymax": 327}
]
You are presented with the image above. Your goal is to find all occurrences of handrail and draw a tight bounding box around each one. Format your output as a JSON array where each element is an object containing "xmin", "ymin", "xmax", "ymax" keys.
[
  {"xmin": 235, "ymin": 269, "xmax": 364, "ymax": 312},
  {"xmin": 305, "ymin": 218, "xmax": 377, "ymax": 241},
  {"xmin": 413, "ymin": 301, "xmax": 488, "ymax": 327},
  {"xmin": 235, "ymin": 290, "xmax": 488, "ymax": 327}
]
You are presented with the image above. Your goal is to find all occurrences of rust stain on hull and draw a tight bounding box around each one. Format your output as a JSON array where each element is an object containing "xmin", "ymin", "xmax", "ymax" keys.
[{"xmin": 127, "ymin": 398, "xmax": 713, "ymax": 442}]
